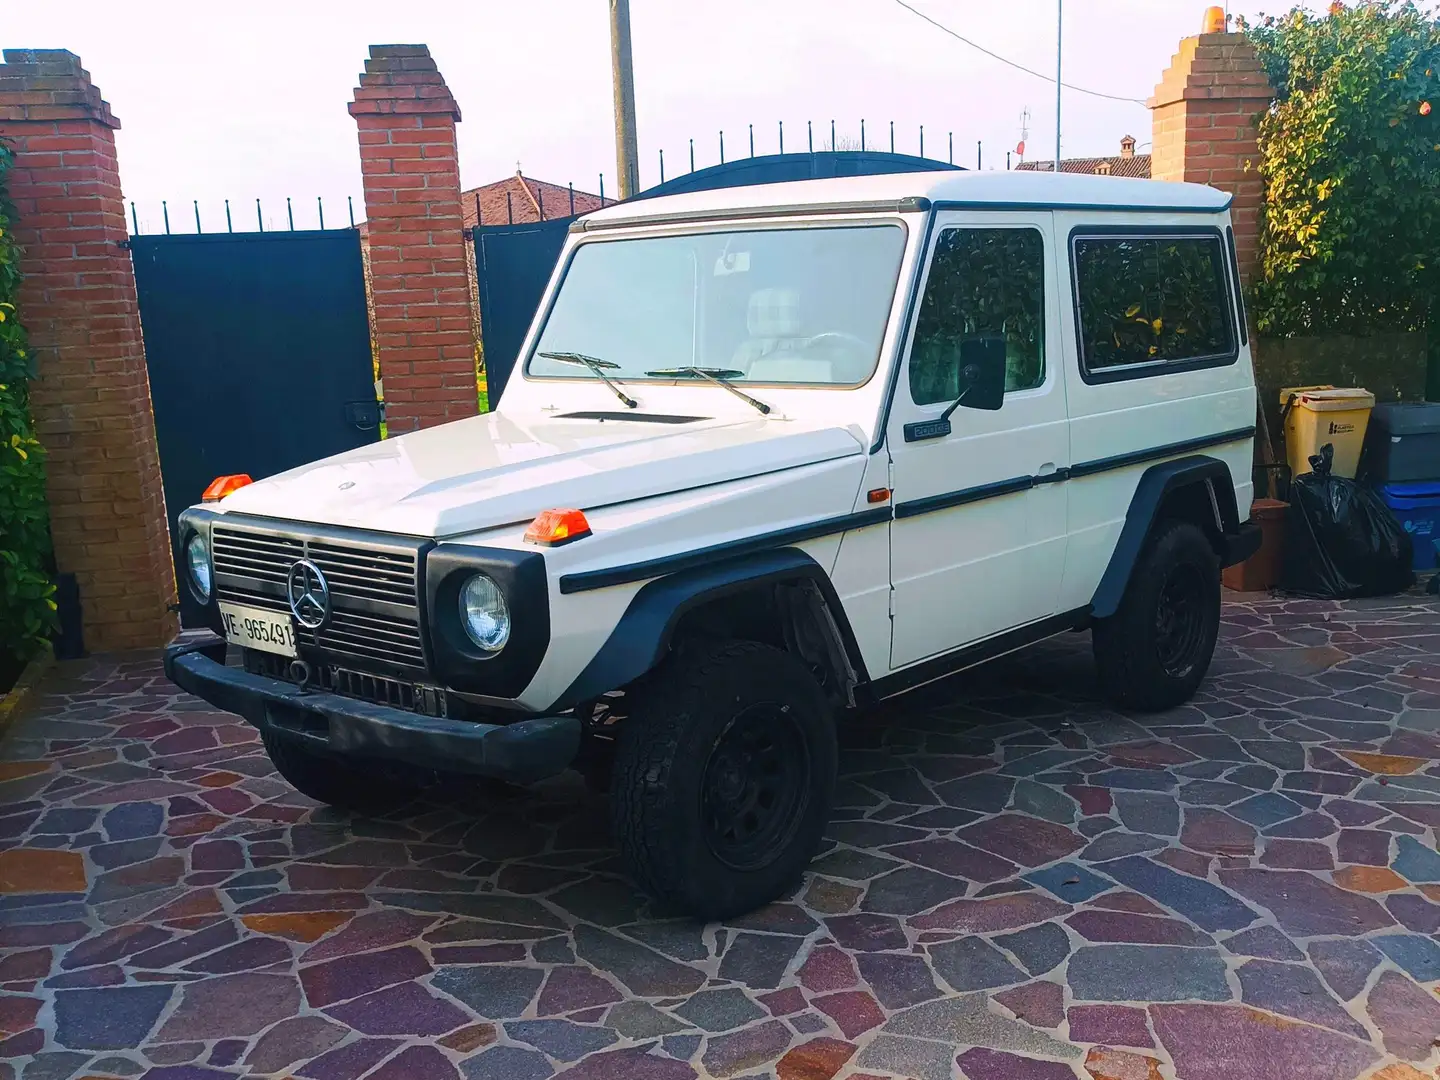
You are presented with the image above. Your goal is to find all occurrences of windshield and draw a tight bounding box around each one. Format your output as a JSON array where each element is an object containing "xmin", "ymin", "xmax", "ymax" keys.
[{"xmin": 527, "ymin": 224, "xmax": 907, "ymax": 387}]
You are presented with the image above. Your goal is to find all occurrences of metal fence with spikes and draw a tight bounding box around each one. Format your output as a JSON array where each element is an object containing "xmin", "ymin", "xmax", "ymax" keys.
[{"xmin": 129, "ymin": 195, "xmax": 359, "ymax": 236}]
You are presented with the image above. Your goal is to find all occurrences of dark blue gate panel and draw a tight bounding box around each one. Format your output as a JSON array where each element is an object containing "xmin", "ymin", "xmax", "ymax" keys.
[
  {"xmin": 132, "ymin": 229, "xmax": 379, "ymax": 627},
  {"xmin": 637, "ymin": 151, "xmax": 959, "ymax": 200},
  {"xmin": 475, "ymin": 218, "xmax": 570, "ymax": 402},
  {"xmin": 472, "ymin": 152, "xmax": 962, "ymax": 405}
]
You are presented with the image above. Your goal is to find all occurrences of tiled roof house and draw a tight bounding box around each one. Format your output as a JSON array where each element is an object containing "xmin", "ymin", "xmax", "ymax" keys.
[
  {"xmin": 1015, "ymin": 134, "xmax": 1152, "ymax": 178},
  {"xmin": 462, "ymin": 171, "xmax": 608, "ymax": 228}
]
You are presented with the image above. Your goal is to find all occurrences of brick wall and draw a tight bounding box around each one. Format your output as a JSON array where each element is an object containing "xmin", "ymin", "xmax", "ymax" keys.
[
  {"xmin": 1149, "ymin": 30, "xmax": 1274, "ymax": 285},
  {"xmin": 349, "ymin": 45, "xmax": 477, "ymax": 435},
  {"xmin": 0, "ymin": 50, "xmax": 177, "ymax": 652}
]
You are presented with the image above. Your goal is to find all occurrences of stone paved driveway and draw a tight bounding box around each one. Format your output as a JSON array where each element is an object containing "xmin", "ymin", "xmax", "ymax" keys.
[{"xmin": 2, "ymin": 593, "xmax": 1439, "ymax": 1080}]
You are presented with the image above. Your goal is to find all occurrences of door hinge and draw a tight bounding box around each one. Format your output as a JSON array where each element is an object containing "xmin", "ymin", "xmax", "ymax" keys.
[{"xmin": 888, "ymin": 589, "xmax": 896, "ymax": 619}]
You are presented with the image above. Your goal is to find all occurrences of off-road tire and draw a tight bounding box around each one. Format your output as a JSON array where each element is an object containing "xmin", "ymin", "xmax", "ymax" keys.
[
  {"xmin": 262, "ymin": 731, "xmax": 419, "ymax": 815},
  {"xmin": 610, "ymin": 639, "xmax": 837, "ymax": 919},
  {"xmin": 1093, "ymin": 519, "xmax": 1221, "ymax": 711}
]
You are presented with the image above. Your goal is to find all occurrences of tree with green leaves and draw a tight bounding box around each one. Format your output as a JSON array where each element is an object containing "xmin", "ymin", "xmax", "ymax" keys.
[
  {"xmin": 1241, "ymin": 0, "xmax": 1440, "ymax": 374},
  {"xmin": 0, "ymin": 140, "xmax": 57, "ymax": 668}
]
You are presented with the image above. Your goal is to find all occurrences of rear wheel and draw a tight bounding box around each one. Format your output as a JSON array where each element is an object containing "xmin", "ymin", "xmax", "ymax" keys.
[
  {"xmin": 610, "ymin": 640, "xmax": 837, "ymax": 919},
  {"xmin": 1093, "ymin": 519, "xmax": 1221, "ymax": 711},
  {"xmin": 262, "ymin": 731, "xmax": 420, "ymax": 814}
]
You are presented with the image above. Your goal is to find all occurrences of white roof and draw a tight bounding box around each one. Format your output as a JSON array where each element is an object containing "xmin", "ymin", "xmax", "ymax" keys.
[{"xmin": 582, "ymin": 169, "xmax": 1230, "ymax": 227}]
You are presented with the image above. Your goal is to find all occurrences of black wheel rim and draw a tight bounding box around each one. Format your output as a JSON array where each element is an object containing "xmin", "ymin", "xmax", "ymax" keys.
[
  {"xmin": 700, "ymin": 703, "xmax": 810, "ymax": 872},
  {"xmin": 1154, "ymin": 563, "xmax": 1209, "ymax": 678}
]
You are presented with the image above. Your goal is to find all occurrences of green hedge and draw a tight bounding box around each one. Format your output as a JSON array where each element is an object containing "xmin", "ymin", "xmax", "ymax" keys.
[
  {"xmin": 1242, "ymin": 3, "xmax": 1440, "ymax": 340},
  {"xmin": 0, "ymin": 140, "xmax": 57, "ymax": 663}
]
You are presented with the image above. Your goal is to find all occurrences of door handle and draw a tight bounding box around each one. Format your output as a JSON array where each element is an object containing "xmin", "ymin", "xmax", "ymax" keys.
[{"xmin": 1034, "ymin": 462, "xmax": 1071, "ymax": 485}]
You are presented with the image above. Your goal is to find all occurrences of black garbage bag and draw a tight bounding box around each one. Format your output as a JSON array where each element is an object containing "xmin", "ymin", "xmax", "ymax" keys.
[{"xmin": 1280, "ymin": 444, "xmax": 1415, "ymax": 599}]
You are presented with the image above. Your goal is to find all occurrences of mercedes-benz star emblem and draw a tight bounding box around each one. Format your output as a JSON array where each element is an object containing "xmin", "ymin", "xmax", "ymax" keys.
[{"xmin": 286, "ymin": 559, "xmax": 331, "ymax": 630}]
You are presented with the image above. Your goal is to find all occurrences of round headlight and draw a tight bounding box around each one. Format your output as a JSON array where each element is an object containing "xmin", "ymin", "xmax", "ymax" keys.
[
  {"xmin": 186, "ymin": 533, "xmax": 212, "ymax": 602},
  {"xmin": 459, "ymin": 573, "xmax": 510, "ymax": 652}
]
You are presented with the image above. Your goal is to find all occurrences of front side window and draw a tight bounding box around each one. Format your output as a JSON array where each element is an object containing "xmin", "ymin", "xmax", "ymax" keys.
[
  {"xmin": 909, "ymin": 227, "xmax": 1046, "ymax": 407},
  {"xmin": 1073, "ymin": 232, "xmax": 1236, "ymax": 375},
  {"xmin": 527, "ymin": 225, "xmax": 906, "ymax": 387}
]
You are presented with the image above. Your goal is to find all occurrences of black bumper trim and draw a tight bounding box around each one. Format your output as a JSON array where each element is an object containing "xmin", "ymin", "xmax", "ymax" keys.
[
  {"xmin": 164, "ymin": 636, "xmax": 580, "ymax": 783},
  {"xmin": 1220, "ymin": 520, "xmax": 1264, "ymax": 569}
]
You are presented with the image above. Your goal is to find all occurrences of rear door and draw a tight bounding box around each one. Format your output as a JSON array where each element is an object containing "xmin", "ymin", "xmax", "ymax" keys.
[
  {"xmin": 886, "ymin": 212, "xmax": 1070, "ymax": 669},
  {"xmin": 1051, "ymin": 217, "xmax": 1255, "ymax": 613}
]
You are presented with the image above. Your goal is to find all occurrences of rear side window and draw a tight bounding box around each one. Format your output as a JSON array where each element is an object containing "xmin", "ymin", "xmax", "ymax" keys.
[
  {"xmin": 910, "ymin": 227, "xmax": 1046, "ymax": 406},
  {"xmin": 1071, "ymin": 231, "xmax": 1236, "ymax": 380}
]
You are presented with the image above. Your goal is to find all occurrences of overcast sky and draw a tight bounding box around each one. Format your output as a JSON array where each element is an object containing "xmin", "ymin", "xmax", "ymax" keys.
[{"xmin": 5, "ymin": 0, "xmax": 1322, "ymax": 234}]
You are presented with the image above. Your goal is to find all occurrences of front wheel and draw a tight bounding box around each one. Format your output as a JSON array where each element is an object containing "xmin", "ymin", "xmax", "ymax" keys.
[
  {"xmin": 610, "ymin": 640, "xmax": 837, "ymax": 920},
  {"xmin": 1093, "ymin": 519, "xmax": 1221, "ymax": 711}
]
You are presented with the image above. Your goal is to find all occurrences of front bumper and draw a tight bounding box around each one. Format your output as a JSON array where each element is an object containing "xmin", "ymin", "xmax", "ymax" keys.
[
  {"xmin": 164, "ymin": 635, "xmax": 581, "ymax": 783},
  {"xmin": 1220, "ymin": 520, "xmax": 1264, "ymax": 568}
]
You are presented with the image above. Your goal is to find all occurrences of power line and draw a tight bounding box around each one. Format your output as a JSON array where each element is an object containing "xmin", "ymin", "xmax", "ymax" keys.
[{"xmin": 889, "ymin": 0, "xmax": 1147, "ymax": 104}]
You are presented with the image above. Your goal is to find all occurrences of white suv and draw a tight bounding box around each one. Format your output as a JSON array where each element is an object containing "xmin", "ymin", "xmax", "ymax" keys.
[{"xmin": 167, "ymin": 171, "xmax": 1260, "ymax": 918}]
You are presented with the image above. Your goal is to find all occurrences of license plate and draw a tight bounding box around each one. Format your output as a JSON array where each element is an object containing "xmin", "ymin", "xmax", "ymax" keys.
[{"xmin": 218, "ymin": 602, "xmax": 297, "ymax": 659}]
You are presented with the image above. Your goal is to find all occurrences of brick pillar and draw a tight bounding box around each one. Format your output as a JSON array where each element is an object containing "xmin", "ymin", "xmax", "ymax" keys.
[
  {"xmin": 1148, "ymin": 26, "xmax": 1274, "ymax": 284},
  {"xmin": 0, "ymin": 50, "xmax": 177, "ymax": 652},
  {"xmin": 349, "ymin": 45, "xmax": 477, "ymax": 434}
]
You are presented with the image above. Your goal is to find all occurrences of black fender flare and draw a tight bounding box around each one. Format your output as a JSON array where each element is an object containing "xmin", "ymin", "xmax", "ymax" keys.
[
  {"xmin": 1090, "ymin": 455, "xmax": 1241, "ymax": 619},
  {"xmin": 553, "ymin": 547, "xmax": 867, "ymax": 710}
]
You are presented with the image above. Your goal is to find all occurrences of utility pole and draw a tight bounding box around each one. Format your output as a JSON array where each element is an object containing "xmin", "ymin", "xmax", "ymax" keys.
[
  {"xmin": 610, "ymin": 0, "xmax": 640, "ymax": 199},
  {"xmin": 1054, "ymin": 0, "xmax": 1063, "ymax": 173}
]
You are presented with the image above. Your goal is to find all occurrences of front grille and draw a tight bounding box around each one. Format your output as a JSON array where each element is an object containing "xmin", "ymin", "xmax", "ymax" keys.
[
  {"xmin": 243, "ymin": 649, "xmax": 447, "ymax": 716},
  {"xmin": 212, "ymin": 519, "xmax": 427, "ymax": 674}
]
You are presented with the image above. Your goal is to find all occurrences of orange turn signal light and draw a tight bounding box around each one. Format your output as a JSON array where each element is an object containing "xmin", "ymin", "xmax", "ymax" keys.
[
  {"xmin": 867, "ymin": 487, "xmax": 891, "ymax": 504},
  {"xmin": 524, "ymin": 508, "xmax": 592, "ymax": 547},
  {"xmin": 202, "ymin": 474, "xmax": 253, "ymax": 502}
]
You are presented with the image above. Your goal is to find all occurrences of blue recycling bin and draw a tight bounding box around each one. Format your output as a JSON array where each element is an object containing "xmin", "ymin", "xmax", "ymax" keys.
[{"xmin": 1378, "ymin": 482, "xmax": 1440, "ymax": 570}]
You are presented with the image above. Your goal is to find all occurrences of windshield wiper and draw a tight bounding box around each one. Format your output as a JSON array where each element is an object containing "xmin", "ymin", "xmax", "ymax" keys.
[
  {"xmin": 537, "ymin": 351, "xmax": 637, "ymax": 409},
  {"xmin": 645, "ymin": 367, "xmax": 772, "ymax": 416}
]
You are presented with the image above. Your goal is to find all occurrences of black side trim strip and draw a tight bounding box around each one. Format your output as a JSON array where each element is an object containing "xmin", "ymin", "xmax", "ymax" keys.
[
  {"xmin": 869, "ymin": 608, "xmax": 1090, "ymax": 701},
  {"xmin": 893, "ymin": 475, "xmax": 1033, "ymax": 520},
  {"xmin": 557, "ymin": 506, "xmax": 892, "ymax": 595},
  {"xmin": 560, "ymin": 427, "xmax": 1255, "ymax": 593},
  {"xmin": 1069, "ymin": 426, "xmax": 1255, "ymax": 480}
]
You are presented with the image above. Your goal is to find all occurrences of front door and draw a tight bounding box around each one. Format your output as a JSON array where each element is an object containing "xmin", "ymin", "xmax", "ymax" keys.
[{"xmin": 887, "ymin": 212, "xmax": 1069, "ymax": 669}]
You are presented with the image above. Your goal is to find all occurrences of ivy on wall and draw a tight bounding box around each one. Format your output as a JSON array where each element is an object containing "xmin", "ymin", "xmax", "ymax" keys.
[
  {"xmin": 0, "ymin": 140, "xmax": 57, "ymax": 665},
  {"xmin": 1242, "ymin": 2, "xmax": 1440, "ymax": 341}
]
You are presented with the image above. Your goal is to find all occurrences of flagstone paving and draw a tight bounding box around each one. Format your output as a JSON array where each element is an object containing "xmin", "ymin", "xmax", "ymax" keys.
[{"xmin": 1, "ymin": 591, "xmax": 1439, "ymax": 1079}]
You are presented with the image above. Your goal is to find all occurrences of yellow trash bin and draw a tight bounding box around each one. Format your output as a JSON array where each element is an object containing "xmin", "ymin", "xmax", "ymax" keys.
[{"xmin": 1280, "ymin": 385, "xmax": 1376, "ymax": 479}]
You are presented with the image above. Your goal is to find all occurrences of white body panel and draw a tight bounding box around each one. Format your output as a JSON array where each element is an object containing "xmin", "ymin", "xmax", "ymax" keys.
[{"xmin": 192, "ymin": 171, "xmax": 1255, "ymax": 713}]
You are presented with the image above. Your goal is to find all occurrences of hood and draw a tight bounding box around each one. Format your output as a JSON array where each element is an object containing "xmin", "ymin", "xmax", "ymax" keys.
[{"xmin": 214, "ymin": 411, "xmax": 865, "ymax": 538}]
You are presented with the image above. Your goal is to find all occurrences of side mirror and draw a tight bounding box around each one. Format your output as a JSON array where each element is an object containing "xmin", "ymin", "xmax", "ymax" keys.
[{"xmin": 956, "ymin": 335, "xmax": 1006, "ymax": 412}]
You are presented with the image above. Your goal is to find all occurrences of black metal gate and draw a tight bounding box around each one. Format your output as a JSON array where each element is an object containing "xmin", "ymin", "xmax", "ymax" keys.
[
  {"xmin": 473, "ymin": 218, "xmax": 571, "ymax": 402},
  {"xmin": 131, "ymin": 229, "xmax": 380, "ymax": 627}
]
